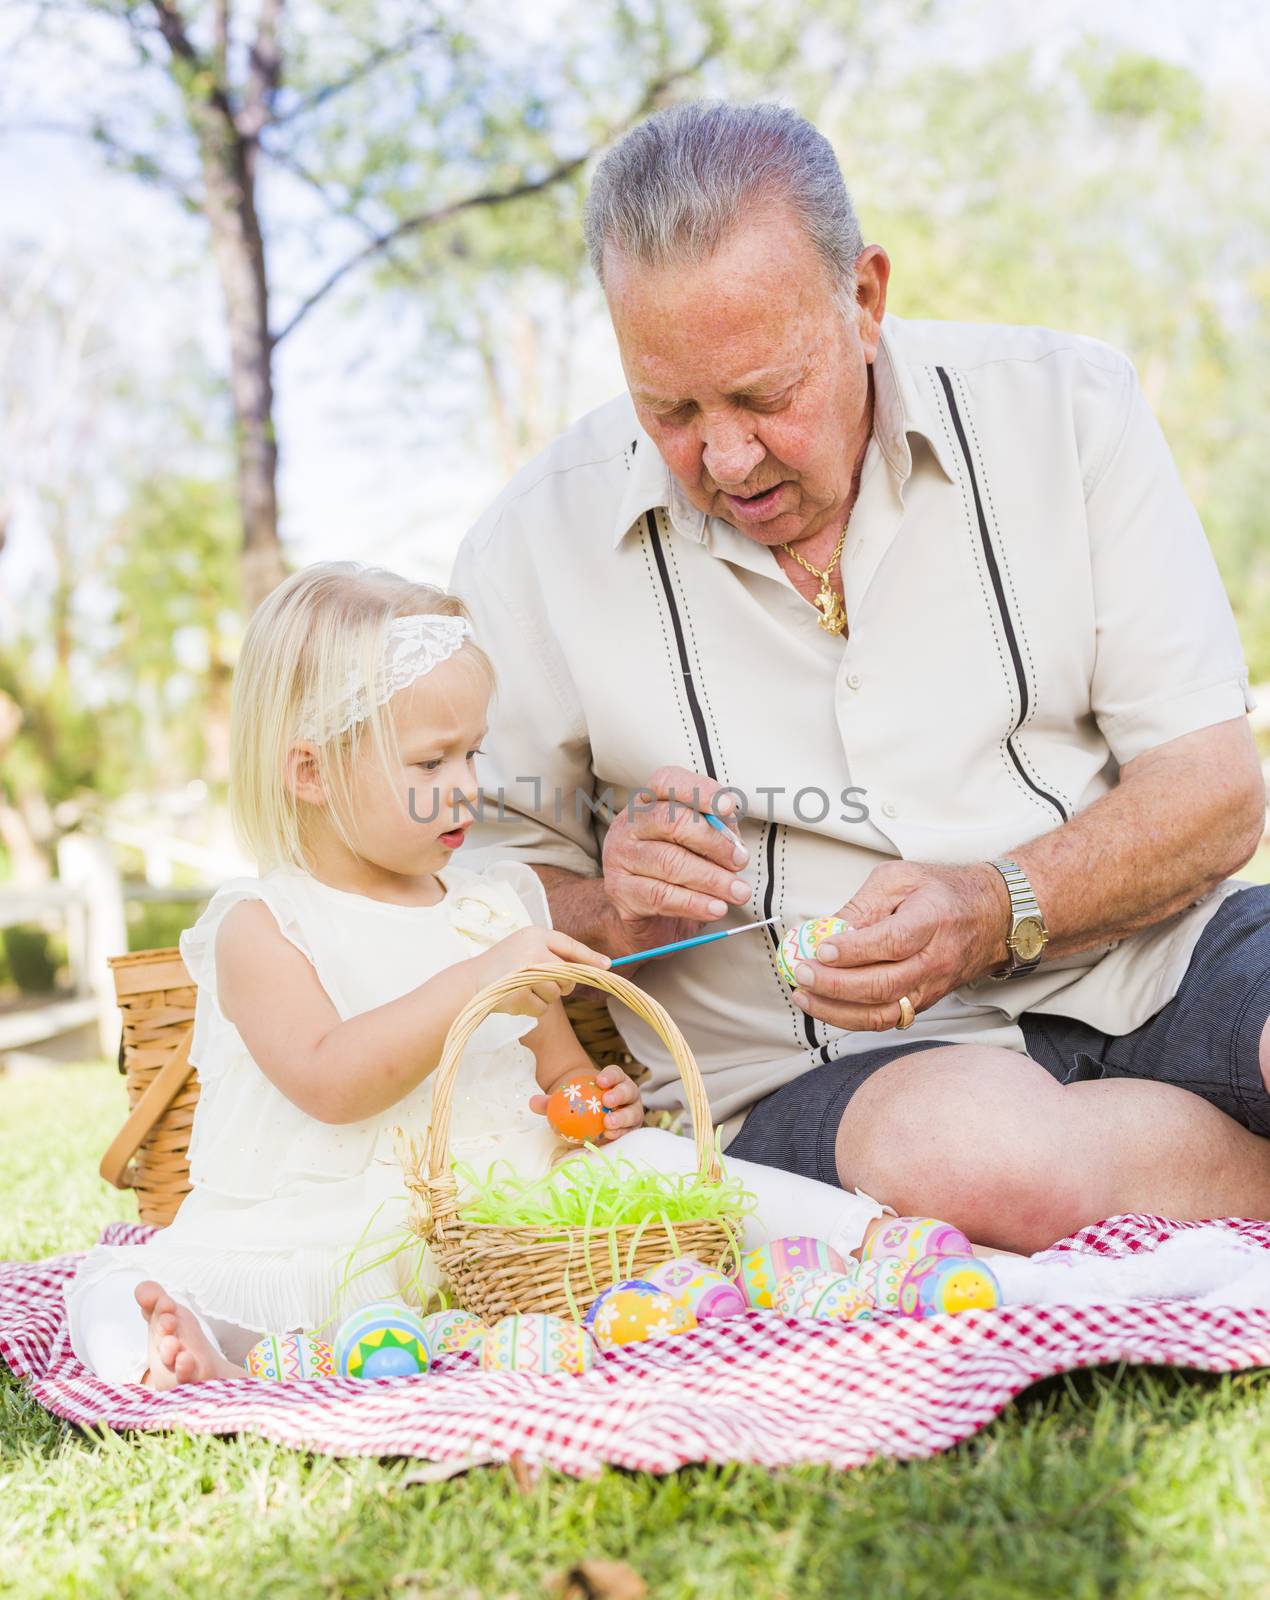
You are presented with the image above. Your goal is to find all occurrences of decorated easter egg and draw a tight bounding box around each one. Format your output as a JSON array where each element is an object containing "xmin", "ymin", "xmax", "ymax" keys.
[
  {"xmin": 245, "ymin": 1332, "xmax": 335, "ymax": 1381},
  {"xmin": 775, "ymin": 917, "xmax": 850, "ymax": 988},
  {"xmin": 774, "ymin": 1269, "xmax": 873, "ymax": 1323},
  {"xmin": 649, "ymin": 1257, "xmax": 747, "ymax": 1320},
  {"xmin": 582, "ymin": 1279, "xmax": 663, "ymax": 1331},
  {"xmin": 862, "ymin": 1216, "xmax": 974, "ymax": 1265},
  {"xmin": 419, "ymin": 1309, "xmax": 486, "ymax": 1358},
  {"xmin": 853, "ymin": 1254, "xmax": 908, "ymax": 1313},
  {"xmin": 734, "ymin": 1236, "xmax": 848, "ymax": 1309},
  {"xmin": 334, "ymin": 1300, "xmax": 431, "ymax": 1379},
  {"xmin": 898, "ymin": 1254, "xmax": 1001, "ymax": 1318},
  {"xmin": 480, "ymin": 1313, "xmax": 595, "ymax": 1375},
  {"xmin": 546, "ymin": 1069, "xmax": 609, "ymax": 1144},
  {"xmin": 586, "ymin": 1285, "xmax": 695, "ymax": 1349}
]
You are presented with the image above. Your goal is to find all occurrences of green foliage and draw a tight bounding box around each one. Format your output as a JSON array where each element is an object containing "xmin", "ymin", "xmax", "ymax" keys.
[
  {"xmin": 124, "ymin": 896, "xmax": 208, "ymax": 955},
  {"xmin": 0, "ymin": 925, "xmax": 67, "ymax": 996},
  {"xmin": 3, "ymin": 1064, "xmax": 1270, "ymax": 1598}
]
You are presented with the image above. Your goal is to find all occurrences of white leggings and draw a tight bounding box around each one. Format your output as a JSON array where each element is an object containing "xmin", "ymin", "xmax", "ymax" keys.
[{"xmin": 66, "ymin": 1127, "xmax": 885, "ymax": 1384}]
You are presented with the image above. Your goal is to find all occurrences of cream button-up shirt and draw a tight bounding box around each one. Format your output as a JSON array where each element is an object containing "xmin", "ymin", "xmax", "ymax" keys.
[{"xmin": 451, "ymin": 313, "xmax": 1257, "ymax": 1134}]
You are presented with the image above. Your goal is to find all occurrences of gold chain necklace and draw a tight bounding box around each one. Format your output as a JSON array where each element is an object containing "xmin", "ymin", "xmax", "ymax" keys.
[{"xmin": 781, "ymin": 523, "xmax": 849, "ymax": 636}]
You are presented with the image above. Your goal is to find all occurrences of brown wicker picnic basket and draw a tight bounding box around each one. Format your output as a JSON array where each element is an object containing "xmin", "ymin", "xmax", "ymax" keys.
[
  {"xmin": 103, "ymin": 945, "xmax": 638, "ymax": 1230},
  {"xmin": 400, "ymin": 961, "xmax": 742, "ymax": 1324}
]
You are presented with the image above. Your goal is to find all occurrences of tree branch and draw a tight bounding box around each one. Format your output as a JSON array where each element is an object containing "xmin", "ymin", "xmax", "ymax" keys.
[
  {"xmin": 239, "ymin": 0, "xmax": 283, "ymax": 141},
  {"xmin": 263, "ymin": 24, "xmax": 441, "ymax": 128},
  {"xmin": 2, "ymin": 118, "xmax": 200, "ymax": 203},
  {"xmin": 271, "ymin": 40, "xmax": 715, "ymax": 347}
]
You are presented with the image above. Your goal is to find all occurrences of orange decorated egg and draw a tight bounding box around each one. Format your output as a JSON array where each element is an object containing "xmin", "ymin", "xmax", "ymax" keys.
[{"xmin": 546, "ymin": 1069, "xmax": 609, "ymax": 1144}]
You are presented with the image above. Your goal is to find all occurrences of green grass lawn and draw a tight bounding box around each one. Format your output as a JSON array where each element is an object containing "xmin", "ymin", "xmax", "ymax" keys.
[{"xmin": 2, "ymin": 1064, "xmax": 1268, "ymax": 1599}]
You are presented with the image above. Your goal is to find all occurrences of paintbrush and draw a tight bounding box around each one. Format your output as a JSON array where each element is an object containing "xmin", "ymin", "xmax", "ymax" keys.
[{"xmin": 610, "ymin": 915, "xmax": 779, "ymax": 969}]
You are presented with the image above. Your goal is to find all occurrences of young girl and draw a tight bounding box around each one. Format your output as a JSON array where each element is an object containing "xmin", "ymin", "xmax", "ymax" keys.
[{"xmin": 66, "ymin": 562, "xmax": 896, "ymax": 1389}]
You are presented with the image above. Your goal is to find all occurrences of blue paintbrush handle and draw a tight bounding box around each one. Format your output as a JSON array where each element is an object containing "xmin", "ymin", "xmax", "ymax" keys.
[{"xmin": 610, "ymin": 917, "xmax": 773, "ymax": 969}]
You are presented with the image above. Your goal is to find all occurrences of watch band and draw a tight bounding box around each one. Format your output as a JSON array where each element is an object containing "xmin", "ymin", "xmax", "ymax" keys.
[{"xmin": 986, "ymin": 856, "xmax": 1046, "ymax": 979}]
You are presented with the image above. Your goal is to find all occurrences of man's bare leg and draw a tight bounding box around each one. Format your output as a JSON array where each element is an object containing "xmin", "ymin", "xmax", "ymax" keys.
[{"xmin": 836, "ymin": 1045, "xmax": 1270, "ymax": 1255}]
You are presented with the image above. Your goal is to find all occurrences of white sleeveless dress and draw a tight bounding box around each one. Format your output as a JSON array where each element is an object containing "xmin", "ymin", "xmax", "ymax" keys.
[{"xmin": 67, "ymin": 859, "xmax": 563, "ymax": 1345}]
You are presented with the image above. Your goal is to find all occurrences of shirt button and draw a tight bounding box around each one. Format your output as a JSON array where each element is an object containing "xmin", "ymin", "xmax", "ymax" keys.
[
  {"xmin": 846, "ymin": 672, "xmax": 862, "ymax": 690},
  {"xmin": 881, "ymin": 801, "xmax": 899, "ymax": 818}
]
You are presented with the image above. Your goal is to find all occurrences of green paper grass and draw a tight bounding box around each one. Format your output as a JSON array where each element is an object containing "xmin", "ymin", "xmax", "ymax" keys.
[{"xmin": 453, "ymin": 1143, "xmax": 756, "ymax": 1231}]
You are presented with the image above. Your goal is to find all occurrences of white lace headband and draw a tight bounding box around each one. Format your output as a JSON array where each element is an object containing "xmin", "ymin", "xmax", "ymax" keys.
[{"xmin": 296, "ymin": 613, "xmax": 474, "ymax": 744}]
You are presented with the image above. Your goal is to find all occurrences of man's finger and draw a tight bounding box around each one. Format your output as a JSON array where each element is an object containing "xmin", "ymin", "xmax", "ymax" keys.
[
  {"xmin": 623, "ymin": 835, "xmax": 750, "ymax": 907},
  {"xmin": 792, "ymin": 988, "xmax": 919, "ymax": 1032},
  {"xmin": 614, "ymin": 873, "xmax": 737, "ymax": 926},
  {"xmin": 817, "ymin": 901, "xmax": 938, "ymax": 966},
  {"xmin": 628, "ymin": 800, "xmax": 749, "ymax": 869},
  {"xmin": 793, "ymin": 954, "xmax": 926, "ymax": 1006}
]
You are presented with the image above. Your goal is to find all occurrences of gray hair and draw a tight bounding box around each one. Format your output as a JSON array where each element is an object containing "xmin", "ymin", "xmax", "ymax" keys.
[{"xmin": 583, "ymin": 101, "xmax": 863, "ymax": 306}]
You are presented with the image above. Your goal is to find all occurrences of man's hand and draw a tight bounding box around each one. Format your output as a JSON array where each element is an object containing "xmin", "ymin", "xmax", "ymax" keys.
[
  {"xmin": 790, "ymin": 861, "xmax": 1009, "ymax": 1030},
  {"xmin": 600, "ymin": 765, "xmax": 753, "ymax": 957}
]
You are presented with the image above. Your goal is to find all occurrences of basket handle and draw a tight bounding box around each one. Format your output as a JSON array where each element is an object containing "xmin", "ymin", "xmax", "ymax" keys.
[
  {"xmin": 424, "ymin": 962, "xmax": 720, "ymax": 1197},
  {"xmin": 99, "ymin": 1025, "xmax": 196, "ymax": 1191}
]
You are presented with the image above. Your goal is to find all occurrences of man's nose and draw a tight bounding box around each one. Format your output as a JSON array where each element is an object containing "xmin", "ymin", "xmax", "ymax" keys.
[{"xmin": 702, "ymin": 424, "xmax": 765, "ymax": 487}]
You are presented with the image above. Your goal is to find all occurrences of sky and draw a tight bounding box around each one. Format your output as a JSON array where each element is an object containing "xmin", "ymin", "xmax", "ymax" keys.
[{"xmin": 1, "ymin": 0, "xmax": 1268, "ymax": 614}]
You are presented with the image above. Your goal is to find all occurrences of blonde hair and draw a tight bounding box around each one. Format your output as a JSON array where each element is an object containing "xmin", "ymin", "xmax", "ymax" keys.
[{"xmin": 229, "ymin": 562, "xmax": 493, "ymax": 872}]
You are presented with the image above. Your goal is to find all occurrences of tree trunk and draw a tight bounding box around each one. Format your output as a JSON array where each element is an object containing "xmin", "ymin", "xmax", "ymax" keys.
[{"xmin": 200, "ymin": 127, "xmax": 286, "ymax": 615}]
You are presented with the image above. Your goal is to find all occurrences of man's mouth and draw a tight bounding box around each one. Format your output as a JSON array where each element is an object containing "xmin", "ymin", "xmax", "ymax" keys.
[{"xmin": 723, "ymin": 481, "xmax": 787, "ymax": 520}]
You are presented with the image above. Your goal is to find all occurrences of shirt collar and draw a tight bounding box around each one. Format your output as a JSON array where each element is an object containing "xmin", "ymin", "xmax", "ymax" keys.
[{"xmin": 610, "ymin": 312, "xmax": 956, "ymax": 549}]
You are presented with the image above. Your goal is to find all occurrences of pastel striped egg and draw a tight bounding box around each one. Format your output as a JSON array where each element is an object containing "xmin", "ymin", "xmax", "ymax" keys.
[
  {"xmin": 898, "ymin": 1254, "xmax": 1001, "ymax": 1318},
  {"xmin": 480, "ymin": 1313, "xmax": 595, "ymax": 1375},
  {"xmin": 734, "ymin": 1236, "xmax": 848, "ymax": 1309},
  {"xmin": 419, "ymin": 1309, "xmax": 486, "ymax": 1357},
  {"xmin": 774, "ymin": 1270, "xmax": 873, "ymax": 1323},
  {"xmin": 649, "ymin": 1258, "xmax": 747, "ymax": 1320},
  {"xmin": 245, "ymin": 1332, "xmax": 335, "ymax": 1381},
  {"xmin": 862, "ymin": 1216, "xmax": 974, "ymax": 1265},
  {"xmin": 854, "ymin": 1254, "xmax": 908, "ymax": 1313},
  {"xmin": 775, "ymin": 917, "xmax": 850, "ymax": 988}
]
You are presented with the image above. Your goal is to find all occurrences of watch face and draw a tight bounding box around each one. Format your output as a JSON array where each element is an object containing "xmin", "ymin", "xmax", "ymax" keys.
[{"xmin": 1012, "ymin": 917, "xmax": 1047, "ymax": 963}]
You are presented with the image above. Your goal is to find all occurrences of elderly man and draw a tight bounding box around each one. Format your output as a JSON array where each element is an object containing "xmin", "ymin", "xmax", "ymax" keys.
[{"xmin": 451, "ymin": 101, "xmax": 1270, "ymax": 1252}]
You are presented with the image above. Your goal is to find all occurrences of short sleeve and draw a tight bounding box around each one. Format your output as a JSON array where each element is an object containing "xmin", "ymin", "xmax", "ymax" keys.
[
  {"xmin": 1085, "ymin": 363, "xmax": 1255, "ymax": 766},
  {"xmin": 450, "ymin": 521, "xmax": 602, "ymax": 879},
  {"xmin": 179, "ymin": 878, "xmax": 317, "ymax": 999},
  {"xmin": 481, "ymin": 859, "xmax": 553, "ymax": 930}
]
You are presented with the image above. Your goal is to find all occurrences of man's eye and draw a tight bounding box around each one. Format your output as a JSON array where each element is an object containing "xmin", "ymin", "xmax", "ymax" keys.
[{"xmin": 655, "ymin": 405, "xmax": 694, "ymax": 425}]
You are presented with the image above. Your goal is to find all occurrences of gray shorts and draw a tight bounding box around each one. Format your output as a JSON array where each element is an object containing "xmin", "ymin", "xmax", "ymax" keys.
[{"xmin": 724, "ymin": 883, "xmax": 1270, "ymax": 1186}]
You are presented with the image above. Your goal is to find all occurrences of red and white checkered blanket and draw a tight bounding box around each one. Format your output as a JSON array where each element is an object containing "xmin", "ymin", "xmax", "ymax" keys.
[{"xmin": 3, "ymin": 1217, "xmax": 1269, "ymax": 1477}]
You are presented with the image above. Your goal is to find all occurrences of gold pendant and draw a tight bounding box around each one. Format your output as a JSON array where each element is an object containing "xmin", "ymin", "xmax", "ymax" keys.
[{"xmin": 814, "ymin": 584, "xmax": 847, "ymax": 636}]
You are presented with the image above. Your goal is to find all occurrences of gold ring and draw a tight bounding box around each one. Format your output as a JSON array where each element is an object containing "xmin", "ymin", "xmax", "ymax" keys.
[{"xmin": 896, "ymin": 995, "xmax": 916, "ymax": 1030}]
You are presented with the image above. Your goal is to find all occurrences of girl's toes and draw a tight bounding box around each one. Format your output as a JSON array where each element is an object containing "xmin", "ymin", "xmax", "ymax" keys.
[
  {"xmin": 158, "ymin": 1333, "xmax": 181, "ymax": 1370},
  {"xmin": 134, "ymin": 1280, "xmax": 164, "ymax": 1315},
  {"xmin": 156, "ymin": 1310, "xmax": 177, "ymax": 1337},
  {"xmin": 173, "ymin": 1349, "xmax": 199, "ymax": 1385}
]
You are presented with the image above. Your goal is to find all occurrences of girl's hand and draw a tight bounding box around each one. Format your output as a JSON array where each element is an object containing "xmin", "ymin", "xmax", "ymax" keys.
[
  {"xmin": 472, "ymin": 926, "xmax": 610, "ymax": 1019},
  {"xmin": 530, "ymin": 1063, "xmax": 645, "ymax": 1140}
]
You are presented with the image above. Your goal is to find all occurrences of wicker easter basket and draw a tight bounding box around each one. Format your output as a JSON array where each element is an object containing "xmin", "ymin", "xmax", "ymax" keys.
[
  {"xmin": 102, "ymin": 945, "xmax": 639, "ymax": 1230},
  {"xmin": 403, "ymin": 962, "xmax": 741, "ymax": 1323}
]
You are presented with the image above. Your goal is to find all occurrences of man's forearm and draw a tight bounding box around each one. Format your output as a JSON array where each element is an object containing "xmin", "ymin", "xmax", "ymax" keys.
[
  {"xmin": 535, "ymin": 865, "xmax": 630, "ymax": 956},
  {"xmin": 1005, "ymin": 723, "xmax": 1265, "ymax": 965}
]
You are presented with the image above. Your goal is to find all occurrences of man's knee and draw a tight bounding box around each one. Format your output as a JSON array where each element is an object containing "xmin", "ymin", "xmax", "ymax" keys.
[{"xmin": 837, "ymin": 1045, "xmax": 1090, "ymax": 1253}]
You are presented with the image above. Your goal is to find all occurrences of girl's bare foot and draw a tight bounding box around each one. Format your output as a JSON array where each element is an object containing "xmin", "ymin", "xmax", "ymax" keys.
[{"xmin": 134, "ymin": 1280, "xmax": 244, "ymax": 1388}]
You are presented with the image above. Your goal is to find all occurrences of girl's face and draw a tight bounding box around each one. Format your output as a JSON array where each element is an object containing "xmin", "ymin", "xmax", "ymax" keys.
[{"xmin": 298, "ymin": 650, "xmax": 491, "ymax": 887}]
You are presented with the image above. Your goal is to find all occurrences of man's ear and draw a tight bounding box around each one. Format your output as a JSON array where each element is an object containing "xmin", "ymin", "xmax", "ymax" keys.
[
  {"xmin": 853, "ymin": 245, "xmax": 890, "ymax": 363},
  {"xmin": 284, "ymin": 742, "xmax": 326, "ymax": 807}
]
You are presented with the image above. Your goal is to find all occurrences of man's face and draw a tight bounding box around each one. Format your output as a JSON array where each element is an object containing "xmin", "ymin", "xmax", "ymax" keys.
[{"xmin": 604, "ymin": 205, "xmax": 888, "ymax": 549}]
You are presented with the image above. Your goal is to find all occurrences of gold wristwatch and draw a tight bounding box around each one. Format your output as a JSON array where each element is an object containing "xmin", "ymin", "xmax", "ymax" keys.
[{"xmin": 985, "ymin": 857, "xmax": 1049, "ymax": 979}]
